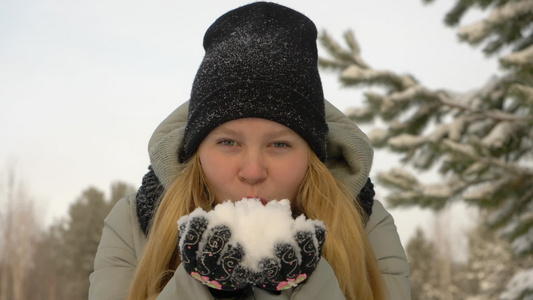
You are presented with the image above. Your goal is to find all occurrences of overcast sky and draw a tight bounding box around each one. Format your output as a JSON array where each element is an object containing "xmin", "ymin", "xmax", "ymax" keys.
[{"xmin": 1, "ymin": 0, "xmax": 494, "ymax": 247}]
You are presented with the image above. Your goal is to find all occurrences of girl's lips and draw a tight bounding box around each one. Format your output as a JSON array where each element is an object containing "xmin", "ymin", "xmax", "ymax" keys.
[{"xmin": 246, "ymin": 196, "xmax": 268, "ymax": 206}]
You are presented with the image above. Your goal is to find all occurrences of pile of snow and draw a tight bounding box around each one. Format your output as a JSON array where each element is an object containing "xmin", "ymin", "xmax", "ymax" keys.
[{"xmin": 178, "ymin": 198, "xmax": 325, "ymax": 271}]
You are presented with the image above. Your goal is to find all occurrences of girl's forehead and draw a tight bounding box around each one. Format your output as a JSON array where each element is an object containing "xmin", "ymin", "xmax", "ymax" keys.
[
  {"xmin": 213, "ymin": 118, "xmax": 293, "ymax": 132},
  {"xmin": 206, "ymin": 118, "xmax": 306, "ymax": 143}
]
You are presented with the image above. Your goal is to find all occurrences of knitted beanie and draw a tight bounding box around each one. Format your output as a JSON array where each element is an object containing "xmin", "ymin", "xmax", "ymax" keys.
[{"xmin": 179, "ymin": 2, "xmax": 328, "ymax": 162}]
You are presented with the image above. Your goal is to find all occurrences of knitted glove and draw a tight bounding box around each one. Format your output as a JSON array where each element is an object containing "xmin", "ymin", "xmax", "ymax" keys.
[
  {"xmin": 178, "ymin": 214, "xmax": 248, "ymax": 291},
  {"xmin": 251, "ymin": 223, "xmax": 326, "ymax": 291},
  {"xmin": 177, "ymin": 199, "xmax": 327, "ymax": 292}
]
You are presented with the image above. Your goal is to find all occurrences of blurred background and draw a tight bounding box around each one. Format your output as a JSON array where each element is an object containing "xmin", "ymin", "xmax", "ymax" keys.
[{"xmin": 1, "ymin": 0, "xmax": 531, "ymax": 299}]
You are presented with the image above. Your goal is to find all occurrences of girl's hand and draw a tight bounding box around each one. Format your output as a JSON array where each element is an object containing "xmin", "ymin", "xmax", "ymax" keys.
[
  {"xmin": 178, "ymin": 215, "xmax": 249, "ymax": 291},
  {"xmin": 251, "ymin": 224, "xmax": 326, "ymax": 291},
  {"xmin": 177, "ymin": 199, "xmax": 327, "ymax": 292}
]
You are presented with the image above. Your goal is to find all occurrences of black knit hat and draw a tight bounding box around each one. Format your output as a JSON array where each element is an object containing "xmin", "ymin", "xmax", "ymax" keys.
[{"xmin": 179, "ymin": 2, "xmax": 328, "ymax": 162}]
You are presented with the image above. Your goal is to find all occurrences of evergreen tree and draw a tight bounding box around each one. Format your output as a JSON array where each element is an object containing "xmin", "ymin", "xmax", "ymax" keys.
[
  {"xmin": 407, "ymin": 228, "xmax": 446, "ymax": 300},
  {"xmin": 26, "ymin": 226, "xmax": 63, "ymax": 300},
  {"xmin": 61, "ymin": 187, "xmax": 108, "ymax": 299},
  {"xmin": 408, "ymin": 218, "xmax": 532, "ymax": 300},
  {"xmin": 319, "ymin": 0, "xmax": 532, "ymax": 298},
  {"xmin": 33, "ymin": 181, "xmax": 135, "ymax": 300},
  {"xmin": 407, "ymin": 226, "xmax": 472, "ymax": 300},
  {"xmin": 462, "ymin": 216, "xmax": 521, "ymax": 300},
  {"xmin": 109, "ymin": 181, "xmax": 137, "ymax": 208}
]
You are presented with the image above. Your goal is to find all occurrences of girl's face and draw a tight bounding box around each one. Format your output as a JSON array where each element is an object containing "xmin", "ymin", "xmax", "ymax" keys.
[{"xmin": 198, "ymin": 118, "xmax": 309, "ymax": 205}]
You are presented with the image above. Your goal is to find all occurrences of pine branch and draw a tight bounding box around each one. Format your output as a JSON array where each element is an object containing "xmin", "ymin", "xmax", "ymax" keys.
[
  {"xmin": 340, "ymin": 64, "xmax": 417, "ymax": 91},
  {"xmin": 444, "ymin": 139, "xmax": 533, "ymax": 177},
  {"xmin": 319, "ymin": 30, "xmax": 361, "ymax": 67},
  {"xmin": 455, "ymin": 0, "xmax": 533, "ymax": 54},
  {"xmin": 437, "ymin": 91, "xmax": 528, "ymax": 122},
  {"xmin": 508, "ymin": 83, "xmax": 533, "ymax": 104},
  {"xmin": 343, "ymin": 30, "xmax": 369, "ymax": 69},
  {"xmin": 501, "ymin": 44, "xmax": 533, "ymax": 68},
  {"xmin": 319, "ymin": 6, "xmax": 533, "ymax": 261}
]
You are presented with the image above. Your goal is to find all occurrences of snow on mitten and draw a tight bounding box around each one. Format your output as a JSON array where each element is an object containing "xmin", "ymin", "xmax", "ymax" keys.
[
  {"xmin": 252, "ymin": 219, "xmax": 326, "ymax": 291},
  {"xmin": 177, "ymin": 199, "xmax": 327, "ymax": 292},
  {"xmin": 220, "ymin": 199, "xmax": 326, "ymax": 291}
]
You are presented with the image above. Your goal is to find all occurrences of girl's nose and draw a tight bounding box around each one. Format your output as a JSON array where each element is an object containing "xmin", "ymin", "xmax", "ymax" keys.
[{"xmin": 238, "ymin": 150, "xmax": 267, "ymax": 185}]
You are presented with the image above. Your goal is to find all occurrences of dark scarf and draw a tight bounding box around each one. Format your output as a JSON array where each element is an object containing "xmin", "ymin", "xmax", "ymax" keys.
[{"xmin": 135, "ymin": 166, "xmax": 375, "ymax": 236}]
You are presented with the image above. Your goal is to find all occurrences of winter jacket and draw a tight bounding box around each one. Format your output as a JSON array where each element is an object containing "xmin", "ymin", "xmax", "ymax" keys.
[{"xmin": 89, "ymin": 100, "xmax": 411, "ymax": 300}]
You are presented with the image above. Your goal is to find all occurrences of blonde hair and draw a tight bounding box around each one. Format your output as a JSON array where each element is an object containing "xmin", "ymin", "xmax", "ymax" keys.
[
  {"xmin": 296, "ymin": 148, "xmax": 386, "ymax": 300},
  {"xmin": 128, "ymin": 150, "xmax": 386, "ymax": 300}
]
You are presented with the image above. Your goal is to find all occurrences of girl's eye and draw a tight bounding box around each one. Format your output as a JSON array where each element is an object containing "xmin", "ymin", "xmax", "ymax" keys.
[
  {"xmin": 272, "ymin": 142, "xmax": 290, "ymax": 148},
  {"xmin": 218, "ymin": 139, "xmax": 236, "ymax": 146}
]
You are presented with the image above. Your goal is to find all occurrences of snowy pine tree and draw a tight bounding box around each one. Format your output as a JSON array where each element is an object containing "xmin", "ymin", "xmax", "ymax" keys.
[
  {"xmin": 406, "ymin": 228, "xmax": 470, "ymax": 300},
  {"xmin": 407, "ymin": 228, "xmax": 446, "ymax": 300},
  {"xmin": 319, "ymin": 0, "xmax": 532, "ymax": 298},
  {"xmin": 40, "ymin": 182, "xmax": 136, "ymax": 300},
  {"xmin": 463, "ymin": 217, "xmax": 522, "ymax": 300}
]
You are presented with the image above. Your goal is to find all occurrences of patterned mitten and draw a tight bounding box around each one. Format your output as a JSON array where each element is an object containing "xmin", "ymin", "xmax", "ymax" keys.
[{"xmin": 178, "ymin": 213, "xmax": 248, "ymax": 291}]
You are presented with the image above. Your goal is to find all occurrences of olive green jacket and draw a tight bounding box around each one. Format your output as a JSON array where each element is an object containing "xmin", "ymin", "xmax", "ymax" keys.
[{"xmin": 89, "ymin": 101, "xmax": 411, "ymax": 299}]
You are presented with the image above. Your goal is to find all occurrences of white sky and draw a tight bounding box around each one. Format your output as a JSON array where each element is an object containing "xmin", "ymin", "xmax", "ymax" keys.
[{"xmin": 1, "ymin": 0, "xmax": 495, "ymax": 248}]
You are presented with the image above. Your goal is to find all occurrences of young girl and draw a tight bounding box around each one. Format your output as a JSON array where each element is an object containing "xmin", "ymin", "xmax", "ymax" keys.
[{"xmin": 89, "ymin": 2, "xmax": 410, "ymax": 299}]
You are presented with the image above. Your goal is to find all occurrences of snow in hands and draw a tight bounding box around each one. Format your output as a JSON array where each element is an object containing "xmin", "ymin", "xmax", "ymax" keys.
[{"xmin": 177, "ymin": 198, "xmax": 327, "ymax": 291}]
